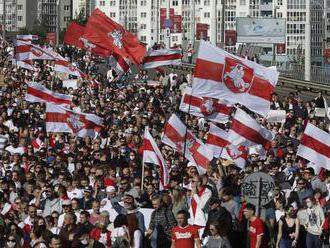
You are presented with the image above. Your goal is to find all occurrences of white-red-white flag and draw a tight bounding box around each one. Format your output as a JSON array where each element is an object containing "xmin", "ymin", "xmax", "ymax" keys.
[
  {"xmin": 108, "ymin": 52, "xmax": 130, "ymax": 75},
  {"xmin": 161, "ymin": 114, "xmax": 213, "ymax": 174},
  {"xmin": 46, "ymin": 103, "xmax": 103, "ymax": 138},
  {"xmin": 143, "ymin": 127, "xmax": 169, "ymax": 190},
  {"xmin": 16, "ymin": 34, "xmax": 38, "ymax": 42},
  {"xmin": 206, "ymin": 123, "xmax": 247, "ymax": 169},
  {"xmin": 221, "ymin": 144, "xmax": 248, "ymax": 169},
  {"xmin": 143, "ymin": 49, "xmax": 182, "ymax": 69},
  {"xmin": 228, "ymin": 108, "xmax": 274, "ymax": 150},
  {"xmin": 14, "ymin": 40, "xmax": 58, "ymax": 61},
  {"xmin": 192, "ymin": 41, "xmax": 279, "ymax": 116},
  {"xmin": 26, "ymin": 82, "xmax": 72, "ymax": 106},
  {"xmin": 15, "ymin": 59, "xmax": 35, "ymax": 71},
  {"xmin": 54, "ymin": 60, "xmax": 84, "ymax": 77},
  {"xmin": 206, "ymin": 123, "xmax": 230, "ymax": 158},
  {"xmin": 179, "ymin": 87, "xmax": 231, "ymax": 123},
  {"xmin": 297, "ymin": 123, "xmax": 330, "ymax": 169}
]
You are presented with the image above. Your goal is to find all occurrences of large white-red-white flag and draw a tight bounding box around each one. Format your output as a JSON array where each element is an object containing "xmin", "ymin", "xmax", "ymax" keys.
[
  {"xmin": 206, "ymin": 123, "xmax": 247, "ymax": 169},
  {"xmin": 143, "ymin": 49, "xmax": 182, "ymax": 69},
  {"xmin": 16, "ymin": 34, "xmax": 38, "ymax": 42},
  {"xmin": 143, "ymin": 127, "xmax": 169, "ymax": 190},
  {"xmin": 54, "ymin": 60, "xmax": 84, "ymax": 77},
  {"xmin": 228, "ymin": 108, "xmax": 274, "ymax": 150},
  {"xmin": 297, "ymin": 123, "xmax": 330, "ymax": 169},
  {"xmin": 161, "ymin": 114, "xmax": 213, "ymax": 174},
  {"xmin": 14, "ymin": 40, "xmax": 58, "ymax": 61},
  {"xmin": 46, "ymin": 103, "xmax": 103, "ymax": 138},
  {"xmin": 26, "ymin": 82, "xmax": 72, "ymax": 106},
  {"xmin": 179, "ymin": 87, "xmax": 231, "ymax": 123},
  {"xmin": 192, "ymin": 41, "xmax": 279, "ymax": 116}
]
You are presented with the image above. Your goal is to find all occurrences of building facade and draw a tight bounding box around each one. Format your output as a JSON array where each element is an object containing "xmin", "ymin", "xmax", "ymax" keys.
[{"xmin": 0, "ymin": 0, "xmax": 38, "ymax": 32}]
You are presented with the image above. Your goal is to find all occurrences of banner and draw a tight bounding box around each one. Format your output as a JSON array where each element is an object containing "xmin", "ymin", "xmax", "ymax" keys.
[{"xmin": 196, "ymin": 23, "xmax": 208, "ymax": 40}]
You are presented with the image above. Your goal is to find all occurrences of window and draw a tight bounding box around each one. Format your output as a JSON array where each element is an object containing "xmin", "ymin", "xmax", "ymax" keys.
[
  {"xmin": 204, "ymin": 12, "xmax": 210, "ymax": 18},
  {"xmin": 141, "ymin": 12, "xmax": 147, "ymax": 18},
  {"xmin": 17, "ymin": 4, "xmax": 23, "ymax": 10},
  {"xmin": 173, "ymin": 0, "xmax": 179, "ymax": 5},
  {"xmin": 141, "ymin": 24, "xmax": 147, "ymax": 29},
  {"xmin": 140, "ymin": 35, "xmax": 146, "ymax": 42},
  {"xmin": 110, "ymin": 12, "xmax": 116, "ymax": 18},
  {"xmin": 277, "ymin": 12, "xmax": 283, "ymax": 18},
  {"xmin": 64, "ymin": 16, "xmax": 70, "ymax": 22},
  {"xmin": 17, "ymin": 16, "xmax": 23, "ymax": 22},
  {"xmin": 141, "ymin": 0, "xmax": 147, "ymax": 5},
  {"xmin": 64, "ymin": 5, "xmax": 70, "ymax": 11},
  {"xmin": 204, "ymin": 0, "xmax": 210, "ymax": 5},
  {"xmin": 110, "ymin": 1, "xmax": 116, "ymax": 5},
  {"xmin": 172, "ymin": 36, "xmax": 178, "ymax": 42},
  {"xmin": 99, "ymin": 1, "xmax": 105, "ymax": 6}
]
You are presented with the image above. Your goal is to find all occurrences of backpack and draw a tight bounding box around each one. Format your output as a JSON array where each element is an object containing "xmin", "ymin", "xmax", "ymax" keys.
[{"xmin": 112, "ymin": 236, "xmax": 129, "ymax": 248}]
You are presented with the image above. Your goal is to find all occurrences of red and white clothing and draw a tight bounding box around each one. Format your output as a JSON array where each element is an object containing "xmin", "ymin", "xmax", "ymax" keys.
[
  {"xmin": 90, "ymin": 228, "xmax": 112, "ymax": 248},
  {"xmin": 189, "ymin": 187, "xmax": 212, "ymax": 227},
  {"xmin": 172, "ymin": 225, "xmax": 199, "ymax": 248}
]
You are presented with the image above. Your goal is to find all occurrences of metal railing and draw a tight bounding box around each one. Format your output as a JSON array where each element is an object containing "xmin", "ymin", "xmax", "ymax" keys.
[{"xmin": 278, "ymin": 63, "xmax": 330, "ymax": 85}]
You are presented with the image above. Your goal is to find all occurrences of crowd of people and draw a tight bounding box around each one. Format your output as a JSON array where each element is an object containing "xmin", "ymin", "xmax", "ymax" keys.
[{"xmin": 0, "ymin": 37, "xmax": 329, "ymax": 248}]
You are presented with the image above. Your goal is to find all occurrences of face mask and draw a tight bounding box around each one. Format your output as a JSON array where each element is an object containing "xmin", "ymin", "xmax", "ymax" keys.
[
  {"xmin": 7, "ymin": 241, "xmax": 16, "ymax": 248},
  {"xmin": 307, "ymin": 202, "xmax": 313, "ymax": 208},
  {"xmin": 81, "ymin": 239, "xmax": 88, "ymax": 245},
  {"xmin": 129, "ymin": 156, "xmax": 135, "ymax": 160}
]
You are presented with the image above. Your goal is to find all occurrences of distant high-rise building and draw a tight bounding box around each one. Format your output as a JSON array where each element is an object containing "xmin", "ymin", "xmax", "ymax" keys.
[{"xmin": 0, "ymin": 0, "xmax": 38, "ymax": 32}]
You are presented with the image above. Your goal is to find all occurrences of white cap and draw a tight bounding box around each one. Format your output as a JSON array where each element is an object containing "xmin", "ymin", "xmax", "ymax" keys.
[{"xmin": 106, "ymin": 186, "xmax": 116, "ymax": 193}]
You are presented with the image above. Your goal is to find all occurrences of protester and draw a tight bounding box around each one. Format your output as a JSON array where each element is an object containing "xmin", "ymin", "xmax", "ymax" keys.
[{"xmin": 0, "ymin": 33, "xmax": 329, "ymax": 248}]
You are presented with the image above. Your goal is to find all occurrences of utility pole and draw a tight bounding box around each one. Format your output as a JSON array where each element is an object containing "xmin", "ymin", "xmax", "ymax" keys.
[
  {"xmin": 191, "ymin": 0, "xmax": 195, "ymax": 46},
  {"xmin": 210, "ymin": 0, "xmax": 217, "ymax": 45},
  {"xmin": 2, "ymin": 0, "xmax": 6, "ymax": 40},
  {"xmin": 56, "ymin": 0, "xmax": 60, "ymax": 46},
  {"xmin": 221, "ymin": 0, "xmax": 225, "ymax": 48},
  {"xmin": 305, "ymin": 0, "xmax": 311, "ymax": 81},
  {"xmin": 165, "ymin": 0, "xmax": 171, "ymax": 48},
  {"xmin": 272, "ymin": 5, "xmax": 278, "ymax": 66}
]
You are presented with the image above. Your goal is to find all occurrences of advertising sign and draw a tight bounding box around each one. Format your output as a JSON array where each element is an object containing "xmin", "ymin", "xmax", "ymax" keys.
[
  {"xmin": 236, "ymin": 18, "xmax": 286, "ymax": 44},
  {"xmin": 46, "ymin": 32, "xmax": 56, "ymax": 46},
  {"xmin": 196, "ymin": 23, "xmax": 208, "ymax": 40},
  {"xmin": 225, "ymin": 30, "xmax": 236, "ymax": 46}
]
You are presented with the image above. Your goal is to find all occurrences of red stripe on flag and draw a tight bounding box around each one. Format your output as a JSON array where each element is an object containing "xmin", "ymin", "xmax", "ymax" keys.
[
  {"xmin": 249, "ymin": 76, "xmax": 274, "ymax": 101},
  {"xmin": 143, "ymin": 139, "xmax": 154, "ymax": 152},
  {"xmin": 46, "ymin": 112, "xmax": 67, "ymax": 122},
  {"xmin": 27, "ymin": 86, "xmax": 72, "ymax": 105},
  {"xmin": 300, "ymin": 134, "xmax": 330, "ymax": 158},
  {"xmin": 194, "ymin": 58, "xmax": 223, "ymax": 82},
  {"xmin": 183, "ymin": 94, "xmax": 203, "ymax": 107},
  {"xmin": 144, "ymin": 53, "xmax": 182, "ymax": 63},
  {"xmin": 46, "ymin": 112, "xmax": 101, "ymax": 130},
  {"xmin": 207, "ymin": 133, "xmax": 229, "ymax": 148},
  {"xmin": 231, "ymin": 119, "xmax": 271, "ymax": 149},
  {"xmin": 15, "ymin": 45, "xmax": 31, "ymax": 53}
]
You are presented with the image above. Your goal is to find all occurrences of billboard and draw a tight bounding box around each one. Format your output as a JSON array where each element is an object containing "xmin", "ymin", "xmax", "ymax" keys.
[
  {"xmin": 46, "ymin": 32, "xmax": 56, "ymax": 46},
  {"xmin": 225, "ymin": 30, "xmax": 236, "ymax": 46},
  {"xmin": 236, "ymin": 18, "xmax": 286, "ymax": 44},
  {"xmin": 196, "ymin": 23, "xmax": 208, "ymax": 40}
]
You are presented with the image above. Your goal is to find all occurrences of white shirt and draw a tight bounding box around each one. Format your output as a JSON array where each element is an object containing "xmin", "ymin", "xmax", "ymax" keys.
[{"xmin": 67, "ymin": 188, "xmax": 83, "ymax": 199}]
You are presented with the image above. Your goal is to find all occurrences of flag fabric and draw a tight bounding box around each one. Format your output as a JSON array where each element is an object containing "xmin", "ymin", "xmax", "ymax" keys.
[
  {"xmin": 179, "ymin": 87, "xmax": 231, "ymax": 123},
  {"xmin": 161, "ymin": 114, "xmax": 213, "ymax": 174},
  {"xmin": 297, "ymin": 123, "xmax": 330, "ymax": 169},
  {"xmin": 228, "ymin": 108, "xmax": 274, "ymax": 150},
  {"xmin": 15, "ymin": 60, "xmax": 35, "ymax": 71},
  {"xmin": 14, "ymin": 40, "xmax": 58, "ymax": 61},
  {"xmin": 26, "ymin": 82, "xmax": 72, "ymax": 106},
  {"xmin": 46, "ymin": 103, "xmax": 103, "ymax": 138},
  {"xmin": 16, "ymin": 34, "xmax": 38, "ymax": 42},
  {"xmin": 206, "ymin": 123, "xmax": 230, "ymax": 158},
  {"xmin": 143, "ymin": 127, "xmax": 169, "ymax": 190},
  {"xmin": 54, "ymin": 60, "xmax": 84, "ymax": 77},
  {"xmin": 192, "ymin": 41, "xmax": 279, "ymax": 116},
  {"xmin": 221, "ymin": 144, "xmax": 248, "ymax": 169},
  {"xmin": 64, "ymin": 21, "xmax": 111, "ymax": 57},
  {"xmin": 143, "ymin": 48, "xmax": 182, "ymax": 69},
  {"xmin": 206, "ymin": 123, "xmax": 247, "ymax": 169},
  {"xmin": 83, "ymin": 9, "xmax": 146, "ymax": 64},
  {"xmin": 108, "ymin": 52, "xmax": 130, "ymax": 74}
]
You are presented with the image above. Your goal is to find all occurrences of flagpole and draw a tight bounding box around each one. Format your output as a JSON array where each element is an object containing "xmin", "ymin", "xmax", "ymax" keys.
[
  {"xmin": 141, "ymin": 161, "xmax": 145, "ymax": 190},
  {"xmin": 182, "ymin": 91, "xmax": 193, "ymax": 165}
]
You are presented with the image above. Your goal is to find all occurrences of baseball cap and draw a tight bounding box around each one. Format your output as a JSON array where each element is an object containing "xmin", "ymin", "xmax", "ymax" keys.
[{"xmin": 106, "ymin": 186, "xmax": 116, "ymax": 193}]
